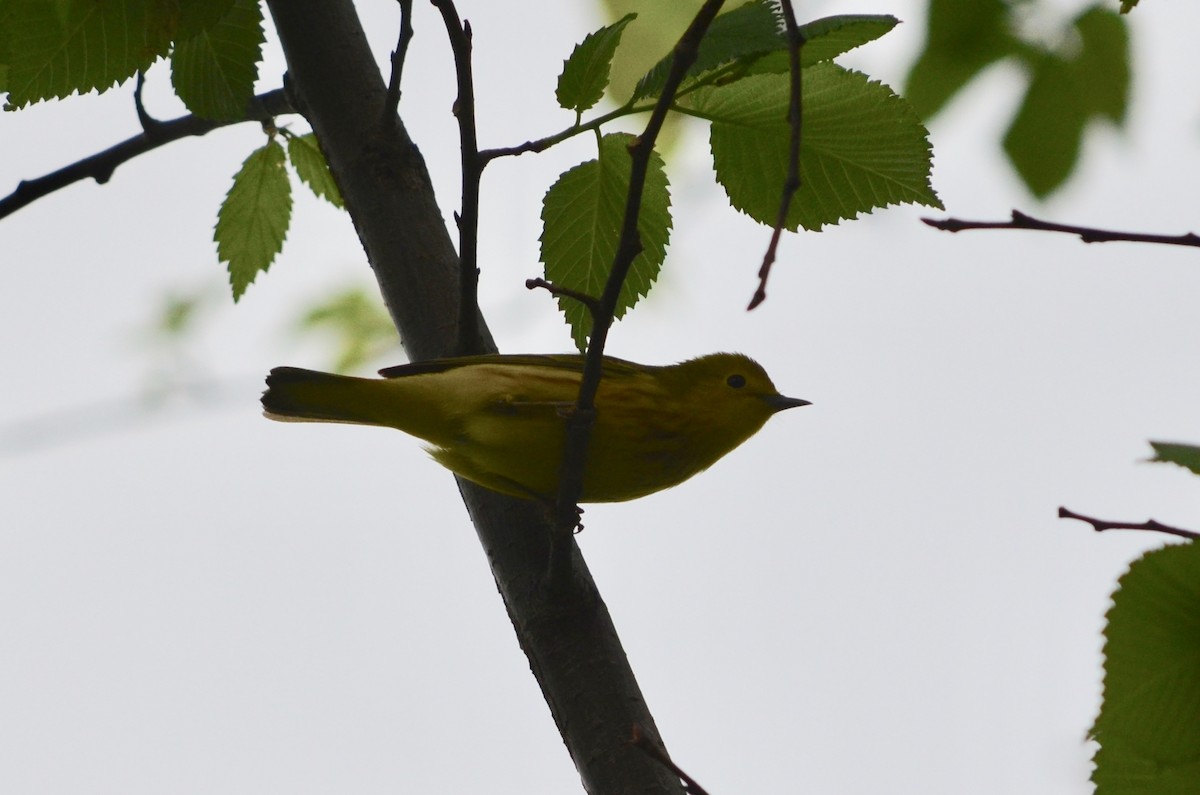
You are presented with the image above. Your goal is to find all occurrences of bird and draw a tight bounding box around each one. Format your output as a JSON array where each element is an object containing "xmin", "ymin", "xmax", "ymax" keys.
[{"xmin": 261, "ymin": 352, "xmax": 808, "ymax": 503}]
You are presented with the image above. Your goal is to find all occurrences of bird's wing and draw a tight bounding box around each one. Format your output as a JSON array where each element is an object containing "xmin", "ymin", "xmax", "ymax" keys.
[{"xmin": 377, "ymin": 353, "xmax": 647, "ymax": 379}]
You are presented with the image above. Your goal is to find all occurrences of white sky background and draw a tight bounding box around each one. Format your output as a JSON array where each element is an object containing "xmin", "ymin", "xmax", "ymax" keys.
[{"xmin": 3, "ymin": 1, "xmax": 1200, "ymax": 792}]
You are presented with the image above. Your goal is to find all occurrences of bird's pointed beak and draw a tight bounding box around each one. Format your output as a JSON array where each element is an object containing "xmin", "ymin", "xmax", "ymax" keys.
[{"xmin": 761, "ymin": 393, "xmax": 811, "ymax": 412}]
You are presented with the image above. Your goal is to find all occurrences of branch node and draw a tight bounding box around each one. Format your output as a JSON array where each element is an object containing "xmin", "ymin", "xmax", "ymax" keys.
[
  {"xmin": 134, "ymin": 71, "xmax": 163, "ymax": 136},
  {"xmin": 525, "ymin": 278, "xmax": 600, "ymax": 317}
]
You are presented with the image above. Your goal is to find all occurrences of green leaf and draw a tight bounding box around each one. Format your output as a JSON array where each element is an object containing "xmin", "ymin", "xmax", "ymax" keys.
[
  {"xmin": 1092, "ymin": 543, "xmax": 1200, "ymax": 793},
  {"xmin": 556, "ymin": 13, "xmax": 635, "ymax": 114},
  {"xmin": 287, "ymin": 133, "xmax": 344, "ymax": 208},
  {"xmin": 1074, "ymin": 6, "xmax": 1130, "ymax": 124},
  {"xmin": 215, "ymin": 139, "xmax": 292, "ymax": 301},
  {"xmin": 176, "ymin": 0, "xmax": 237, "ymax": 40},
  {"xmin": 904, "ymin": 0, "xmax": 1017, "ymax": 120},
  {"xmin": 692, "ymin": 64, "xmax": 941, "ymax": 231},
  {"xmin": 4, "ymin": 0, "xmax": 176, "ymax": 109},
  {"xmin": 1001, "ymin": 7, "xmax": 1130, "ymax": 198},
  {"xmin": 0, "ymin": 0, "xmax": 14, "ymax": 91},
  {"xmin": 1120, "ymin": 0, "xmax": 1138, "ymax": 11},
  {"xmin": 1003, "ymin": 54, "xmax": 1086, "ymax": 199},
  {"xmin": 540, "ymin": 132, "xmax": 672, "ymax": 351},
  {"xmin": 1150, "ymin": 442, "xmax": 1200, "ymax": 476},
  {"xmin": 170, "ymin": 0, "xmax": 263, "ymax": 121},
  {"xmin": 746, "ymin": 14, "xmax": 900, "ymax": 76},
  {"xmin": 633, "ymin": 0, "xmax": 782, "ymax": 101}
]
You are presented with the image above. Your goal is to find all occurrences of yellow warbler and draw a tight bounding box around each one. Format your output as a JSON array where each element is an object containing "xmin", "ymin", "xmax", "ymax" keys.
[{"xmin": 261, "ymin": 352, "xmax": 808, "ymax": 503}]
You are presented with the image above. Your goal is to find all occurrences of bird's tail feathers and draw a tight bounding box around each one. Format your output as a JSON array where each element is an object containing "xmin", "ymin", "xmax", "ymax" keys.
[{"xmin": 262, "ymin": 367, "xmax": 393, "ymax": 427}]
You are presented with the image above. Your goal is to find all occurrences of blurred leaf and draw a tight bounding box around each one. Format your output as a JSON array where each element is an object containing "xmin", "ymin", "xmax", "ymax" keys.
[
  {"xmin": 691, "ymin": 64, "xmax": 941, "ymax": 231},
  {"xmin": 296, "ymin": 286, "xmax": 398, "ymax": 373},
  {"xmin": 904, "ymin": 0, "xmax": 1017, "ymax": 120},
  {"xmin": 540, "ymin": 132, "xmax": 671, "ymax": 351},
  {"xmin": 633, "ymin": 0, "xmax": 782, "ymax": 101},
  {"xmin": 1150, "ymin": 442, "xmax": 1200, "ymax": 476},
  {"xmin": 215, "ymin": 139, "xmax": 292, "ymax": 301},
  {"xmin": 1074, "ymin": 6, "xmax": 1129, "ymax": 123},
  {"xmin": 1092, "ymin": 543, "xmax": 1200, "ymax": 793},
  {"xmin": 4, "ymin": 0, "xmax": 176, "ymax": 109},
  {"xmin": 1120, "ymin": 0, "xmax": 1138, "ymax": 12},
  {"xmin": 556, "ymin": 13, "xmax": 635, "ymax": 113},
  {"xmin": 170, "ymin": 0, "xmax": 263, "ymax": 121},
  {"xmin": 1003, "ymin": 54, "xmax": 1085, "ymax": 199},
  {"xmin": 599, "ymin": 0, "xmax": 706, "ymax": 103},
  {"xmin": 287, "ymin": 133, "xmax": 344, "ymax": 208}
]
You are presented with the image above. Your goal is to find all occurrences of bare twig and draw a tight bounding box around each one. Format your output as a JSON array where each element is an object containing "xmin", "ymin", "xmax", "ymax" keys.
[
  {"xmin": 133, "ymin": 71, "xmax": 162, "ymax": 134},
  {"xmin": 545, "ymin": 0, "xmax": 729, "ymax": 586},
  {"xmin": 630, "ymin": 724, "xmax": 712, "ymax": 795},
  {"xmin": 382, "ymin": 0, "xmax": 415, "ymax": 126},
  {"xmin": 748, "ymin": 0, "xmax": 804, "ymax": 311},
  {"xmin": 1, "ymin": 89, "xmax": 294, "ymax": 221},
  {"xmin": 525, "ymin": 277, "xmax": 601, "ymax": 317},
  {"xmin": 432, "ymin": 0, "xmax": 483, "ymax": 356},
  {"xmin": 1058, "ymin": 506, "xmax": 1200, "ymax": 541},
  {"xmin": 923, "ymin": 209, "xmax": 1200, "ymax": 248},
  {"xmin": 479, "ymin": 102, "xmax": 650, "ymax": 163}
]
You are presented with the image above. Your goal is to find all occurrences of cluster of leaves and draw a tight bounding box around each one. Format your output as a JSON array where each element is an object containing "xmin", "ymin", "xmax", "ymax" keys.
[
  {"xmin": 544, "ymin": 2, "xmax": 941, "ymax": 348},
  {"xmin": 1, "ymin": 0, "xmax": 262, "ymax": 118},
  {"xmin": 217, "ymin": 130, "xmax": 344, "ymax": 300},
  {"xmin": 0, "ymin": 0, "xmax": 345, "ymax": 300},
  {"xmin": 906, "ymin": 0, "xmax": 1131, "ymax": 198}
]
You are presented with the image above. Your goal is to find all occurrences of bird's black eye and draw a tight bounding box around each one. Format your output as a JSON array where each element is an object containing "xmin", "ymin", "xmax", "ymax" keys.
[{"xmin": 726, "ymin": 374, "xmax": 746, "ymax": 389}]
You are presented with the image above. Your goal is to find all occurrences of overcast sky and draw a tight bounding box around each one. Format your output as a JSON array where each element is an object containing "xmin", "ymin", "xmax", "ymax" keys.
[{"xmin": 4, "ymin": 2, "xmax": 1200, "ymax": 793}]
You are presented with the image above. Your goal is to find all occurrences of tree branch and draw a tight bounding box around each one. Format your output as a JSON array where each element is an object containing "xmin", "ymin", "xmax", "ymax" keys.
[
  {"xmin": 264, "ymin": 2, "xmax": 682, "ymax": 791},
  {"xmin": 0, "ymin": 89, "xmax": 294, "ymax": 221},
  {"xmin": 748, "ymin": 0, "xmax": 804, "ymax": 311},
  {"xmin": 431, "ymin": 0, "xmax": 483, "ymax": 355},
  {"xmin": 382, "ymin": 0, "xmax": 414, "ymax": 126},
  {"xmin": 547, "ymin": 0, "xmax": 729, "ymax": 583},
  {"xmin": 923, "ymin": 209, "xmax": 1200, "ymax": 248},
  {"xmin": 1058, "ymin": 506, "xmax": 1200, "ymax": 540}
]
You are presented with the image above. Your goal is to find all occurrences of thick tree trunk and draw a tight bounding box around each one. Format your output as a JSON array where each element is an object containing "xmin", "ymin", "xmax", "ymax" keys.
[{"xmin": 264, "ymin": 2, "xmax": 682, "ymax": 792}]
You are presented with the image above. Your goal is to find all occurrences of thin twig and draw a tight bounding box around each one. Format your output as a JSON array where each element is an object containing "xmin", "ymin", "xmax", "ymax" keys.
[
  {"xmin": 432, "ymin": 0, "xmax": 483, "ymax": 356},
  {"xmin": 545, "ymin": 0, "xmax": 729, "ymax": 587},
  {"xmin": 630, "ymin": 724, "xmax": 712, "ymax": 795},
  {"xmin": 479, "ymin": 101, "xmax": 650, "ymax": 163},
  {"xmin": 133, "ymin": 71, "xmax": 162, "ymax": 134},
  {"xmin": 382, "ymin": 0, "xmax": 415, "ymax": 126},
  {"xmin": 1058, "ymin": 507, "xmax": 1200, "ymax": 541},
  {"xmin": 923, "ymin": 209, "xmax": 1200, "ymax": 248},
  {"xmin": 1, "ymin": 89, "xmax": 294, "ymax": 221},
  {"xmin": 748, "ymin": 0, "xmax": 804, "ymax": 311},
  {"xmin": 526, "ymin": 278, "xmax": 601, "ymax": 317}
]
